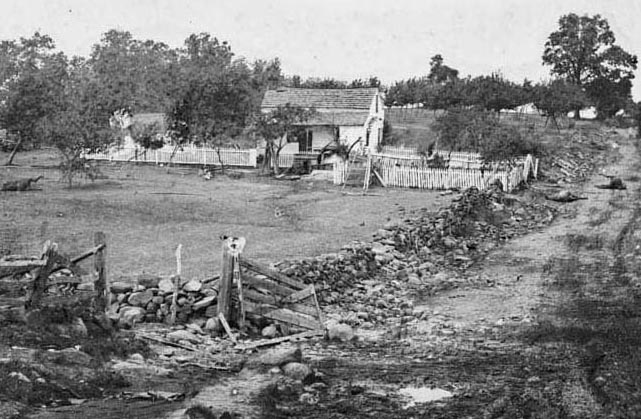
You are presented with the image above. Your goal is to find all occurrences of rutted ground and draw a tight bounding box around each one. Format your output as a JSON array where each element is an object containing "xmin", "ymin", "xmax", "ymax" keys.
[{"xmin": 231, "ymin": 133, "xmax": 639, "ymax": 418}]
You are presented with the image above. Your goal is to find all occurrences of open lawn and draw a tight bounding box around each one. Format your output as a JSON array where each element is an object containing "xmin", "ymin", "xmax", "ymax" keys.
[{"xmin": 0, "ymin": 149, "xmax": 453, "ymax": 282}]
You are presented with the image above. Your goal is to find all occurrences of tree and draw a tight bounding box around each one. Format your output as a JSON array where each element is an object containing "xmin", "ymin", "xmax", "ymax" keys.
[
  {"xmin": 0, "ymin": 32, "xmax": 62, "ymax": 164},
  {"xmin": 466, "ymin": 73, "xmax": 525, "ymax": 114},
  {"xmin": 89, "ymin": 30, "xmax": 180, "ymax": 113},
  {"xmin": 37, "ymin": 59, "xmax": 119, "ymax": 186},
  {"xmin": 533, "ymin": 79, "xmax": 590, "ymax": 130},
  {"xmin": 166, "ymin": 33, "xmax": 255, "ymax": 148},
  {"xmin": 253, "ymin": 104, "xmax": 314, "ymax": 175},
  {"xmin": 542, "ymin": 13, "xmax": 638, "ymax": 118},
  {"xmin": 427, "ymin": 54, "xmax": 459, "ymax": 84}
]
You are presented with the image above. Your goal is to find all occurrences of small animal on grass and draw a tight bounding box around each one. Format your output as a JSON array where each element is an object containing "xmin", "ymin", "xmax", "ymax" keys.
[{"xmin": 1, "ymin": 175, "xmax": 43, "ymax": 191}]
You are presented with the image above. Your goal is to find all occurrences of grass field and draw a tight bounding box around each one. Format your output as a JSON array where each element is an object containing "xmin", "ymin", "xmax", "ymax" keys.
[{"xmin": 0, "ymin": 149, "xmax": 453, "ymax": 282}]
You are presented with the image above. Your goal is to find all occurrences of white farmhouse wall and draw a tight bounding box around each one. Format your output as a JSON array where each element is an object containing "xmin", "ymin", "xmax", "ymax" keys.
[
  {"xmin": 339, "ymin": 126, "xmax": 366, "ymax": 147},
  {"xmin": 310, "ymin": 126, "xmax": 336, "ymax": 151}
]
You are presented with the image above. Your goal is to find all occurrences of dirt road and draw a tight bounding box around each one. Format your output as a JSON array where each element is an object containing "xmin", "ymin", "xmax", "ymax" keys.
[{"xmin": 241, "ymin": 134, "xmax": 640, "ymax": 418}]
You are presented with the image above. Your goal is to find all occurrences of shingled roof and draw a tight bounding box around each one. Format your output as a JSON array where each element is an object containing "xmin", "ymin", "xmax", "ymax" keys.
[
  {"xmin": 296, "ymin": 111, "xmax": 370, "ymax": 126},
  {"xmin": 262, "ymin": 87, "xmax": 378, "ymax": 110}
]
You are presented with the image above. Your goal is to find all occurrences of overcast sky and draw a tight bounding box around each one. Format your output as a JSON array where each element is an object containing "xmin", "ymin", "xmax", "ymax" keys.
[{"xmin": 4, "ymin": 0, "xmax": 641, "ymax": 99}]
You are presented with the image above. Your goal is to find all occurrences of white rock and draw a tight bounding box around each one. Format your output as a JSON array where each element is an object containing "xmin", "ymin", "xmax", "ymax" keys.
[
  {"xmin": 282, "ymin": 362, "xmax": 312, "ymax": 381},
  {"xmin": 327, "ymin": 322, "xmax": 354, "ymax": 342},
  {"xmin": 182, "ymin": 279, "xmax": 202, "ymax": 293},
  {"xmin": 261, "ymin": 324, "xmax": 279, "ymax": 338},
  {"xmin": 158, "ymin": 278, "xmax": 175, "ymax": 294}
]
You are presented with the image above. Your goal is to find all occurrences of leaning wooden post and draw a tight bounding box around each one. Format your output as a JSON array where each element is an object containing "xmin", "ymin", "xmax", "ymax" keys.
[
  {"xmin": 94, "ymin": 232, "xmax": 108, "ymax": 312},
  {"xmin": 27, "ymin": 241, "xmax": 56, "ymax": 309},
  {"xmin": 217, "ymin": 241, "xmax": 234, "ymax": 322},
  {"xmin": 169, "ymin": 244, "xmax": 182, "ymax": 325}
]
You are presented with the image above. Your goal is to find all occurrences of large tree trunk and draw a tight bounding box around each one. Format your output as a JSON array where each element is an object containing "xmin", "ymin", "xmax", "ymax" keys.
[
  {"xmin": 574, "ymin": 106, "xmax": 582, "ymax": 120},
  {"xmin": 5, "ymin": 137, "xmax": 24, "ymax": 166},
  {"xmin": 271, "ymin": 148, "xmax": 281, "ymax": 176}
]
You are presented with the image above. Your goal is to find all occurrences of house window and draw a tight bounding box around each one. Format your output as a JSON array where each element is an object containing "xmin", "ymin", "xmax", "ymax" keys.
[
  {"xmin": 300, "ymin": 130, "xmax": 313, "ymax": 152},
  {"xmin": 366, "ymin": 129, "xmax": 371, "ymax": 147},
  {"xmin": 375, "ymin": 95, "xmax": 379, "ymax": 113}
]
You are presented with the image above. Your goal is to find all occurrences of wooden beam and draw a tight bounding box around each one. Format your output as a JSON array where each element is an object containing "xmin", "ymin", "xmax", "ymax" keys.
[
  {"xmin": 373, "ymin": 169, "xmax": 387, "ymax": 187},
  {"xmin": 218, "ymin": 242, "xmax": 234, "ymax": 321},
  {"xmin": 239, "ymin": 258, "xmax": 306, "ymax": 290},
  {"xmin": 280, "ymin": 286, "xmax": 314, "ymax": 304},
  {"xmin": 243, "ymin": 274, "xmax": 295, "ymax": 297},
  {"xmin": 235, "ymin": 330, "xmax": 325, "ymax": 351},
  {"xmin": 94, "ymin": 232, "xmax": 108, "ymax": 312},
  {"xmin": 70, "ymin": 244, "xmax": 106, "ymax": 264},
  {"xmin": 244, "ymin": 298, "xmax": 319, "ymax": 318},
  {"xmin": 261, "ymin": 308, "xmax": 322, "ymax": 330},
  {"xmin": 0, "ymin": 260, "xmax": 46, "ymax": 278},
  {"xmin": 26, "ymin": 244, "xmax": 56, "ymax": 309},
  {"xmin": 218, "ymin": 313, "xmax": 237, "ymax": 343}
]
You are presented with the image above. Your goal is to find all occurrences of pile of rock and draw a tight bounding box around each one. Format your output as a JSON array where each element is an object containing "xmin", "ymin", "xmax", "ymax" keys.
[
  {"xmin": 109, "ymin": 275, "xmax": 220, "ymax": 326},
  {"xmin": 274, "ymin": 186, "xmax": 556, "ymax": 327}
]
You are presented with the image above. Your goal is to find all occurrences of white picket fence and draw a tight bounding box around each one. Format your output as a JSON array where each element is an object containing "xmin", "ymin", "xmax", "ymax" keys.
[
  {"xmin": 85, "ymin": 146, "xmax": 258, "ymax": 167},
  {"xmin": 333, "ymin": 152, "xmax": 538, "ymax": 192}
]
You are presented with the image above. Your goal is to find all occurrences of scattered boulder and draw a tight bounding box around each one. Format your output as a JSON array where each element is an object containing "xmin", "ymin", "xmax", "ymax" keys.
[
  {"xmin": 261, "ymin": 324, "xmax": 279, "ymax": 338},
  {"xmin": 282, "ymin": 362, "xmax": 312, "ymax": 381},
  {"xmin": 204, "ymin": 317, "xmax": 221, "ymax": 332},
  {"xmin": 119, "ymin": 306, "xmax": 146, "ymax": 327},
  {"xmin": 327, "ymin": 322, "xmax": 354, "ymax": 342},
  {"xmin": 246, "ymin": 345, "xmax": 302, "ymax": 368}
]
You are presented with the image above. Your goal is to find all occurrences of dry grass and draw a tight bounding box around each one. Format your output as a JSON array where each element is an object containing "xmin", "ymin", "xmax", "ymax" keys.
[{"xmin": 0, "ymin": 150, "xmax": 453, "ymax": 281}]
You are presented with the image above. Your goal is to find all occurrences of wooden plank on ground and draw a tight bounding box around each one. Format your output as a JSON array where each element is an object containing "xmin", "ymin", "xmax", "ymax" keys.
[
  {"xmin": 262, "ymin": 308, "xmax": 322, "ymax": 330},
  {"xmin": 235, "ymin": 330, "xmax": 325, "ymax": 351},
  {"xmin": 239, "ymin": 259, "xmax": 306, "ymax": 290}
]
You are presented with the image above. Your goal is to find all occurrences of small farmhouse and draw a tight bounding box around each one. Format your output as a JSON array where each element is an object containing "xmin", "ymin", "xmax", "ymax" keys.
[{"xmin": 261, "ymin": 87, "xmax": 385, "ymax": 154}]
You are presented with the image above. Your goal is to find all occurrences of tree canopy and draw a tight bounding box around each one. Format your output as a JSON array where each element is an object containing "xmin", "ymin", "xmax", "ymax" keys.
[{"xmin": 542, "ymin": 13, "xmax": 638, "ymax": 118}]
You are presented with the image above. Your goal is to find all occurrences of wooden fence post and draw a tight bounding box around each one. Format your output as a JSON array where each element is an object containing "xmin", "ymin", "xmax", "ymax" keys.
[
  {"xmin": 217, "ymin": 241, "xmax": 234, "ymax": 321},
  {"xmin": 94, "ymin": 231, "xmax": 108, "ymax": 312},
  {"xmin": 27, "ymin": 241, "xmax": 56, "ymax": 309},
  {"xmin": 169, "ymin": 244, "xmax": 182, "ymax": 325}
]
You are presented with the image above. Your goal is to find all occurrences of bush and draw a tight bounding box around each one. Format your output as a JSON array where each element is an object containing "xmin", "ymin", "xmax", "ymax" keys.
[{"xmin": 433, "ymin": 108, "xmax": 541, "ymax": 162}]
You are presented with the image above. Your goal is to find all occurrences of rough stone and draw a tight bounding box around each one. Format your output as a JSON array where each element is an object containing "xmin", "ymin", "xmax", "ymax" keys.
[
  {"xmin": 119, "ymin": 306, "xmax": 146, "ymax": 326},
  {"xmin": 185, "ymin": 323, "xmax": 204, "ymax": 335},
  {"xmin": 193, "ymin": 296, "xmax": 216, "ymax": 311},
  {"xmin": 111, "ymin": 281, "xmax": 134, "ymax": 293},
  {"xmin": 204, "ymin": 317, "xmax": 221, "ymax": 332},
  {"xmin": 137, "ymin": 274, "xmax": 162, "ymax": 288},
  {"xmin": 158, "ymin": 278, "xmax": 175, "ymax": 294},
  {"xmin": 182, "ymin": 279, "xmax": 202, "ymax": 293},
  {"xmin": 282, "ymin": 362, "xmax": 312, "ymax": 381},
  {"xmin": 261, "ymin": 324, "xmax": 279, "ymax": 338},
  {"xmin": 247, "ymin": 345, "xmax": 302, "ymax": 367},
  {"xmin": 128, "ymin": 290, "xmax": 154, "ymax": 307},
  {"xmin": 327, "ymin": 322, "xmax": 354, "ymax": 342}
]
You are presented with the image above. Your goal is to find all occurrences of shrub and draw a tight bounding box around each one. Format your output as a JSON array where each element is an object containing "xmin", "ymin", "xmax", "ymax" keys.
[{"xmin": 433, "ymin": 108, "xmax": 541, "ymax": 162}]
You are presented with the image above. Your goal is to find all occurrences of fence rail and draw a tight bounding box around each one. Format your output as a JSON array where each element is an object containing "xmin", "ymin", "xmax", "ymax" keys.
[
  {"xmin": 333, "ymin": 152, "xmax": 538, "ymax": 192},
  {"xmin": 85, "ymin": 146, "xmax": 258, "ymax": 167}
]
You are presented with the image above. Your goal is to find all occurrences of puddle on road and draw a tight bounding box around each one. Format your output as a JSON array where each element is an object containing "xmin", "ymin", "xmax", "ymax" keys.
[{"xmin": 398, "ymin": 387, "xmax": 453, "ymax": 408}]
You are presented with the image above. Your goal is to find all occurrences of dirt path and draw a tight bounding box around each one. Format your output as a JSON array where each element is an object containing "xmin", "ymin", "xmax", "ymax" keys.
[{"xmin": 245, "ymin": 134, "xmax": 638, "ymax": 418}]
